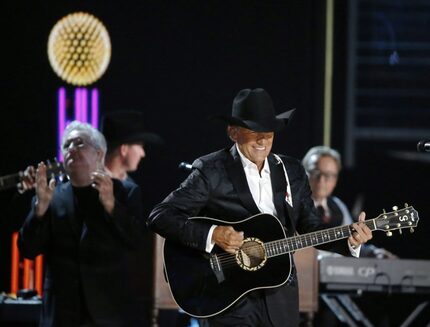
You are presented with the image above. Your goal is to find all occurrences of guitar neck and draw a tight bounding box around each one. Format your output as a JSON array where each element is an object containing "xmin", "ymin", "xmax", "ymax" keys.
[
  {"xmin": 0, "ymin": 172, "xmax": 22, "ymax": 191},
  {"xmin": 0, "ymin": 160, "xmax": 64, "ymax": 193},
  {"xmin": 265, "ymin": 219, "xmax": 376, "ymax": 257}
]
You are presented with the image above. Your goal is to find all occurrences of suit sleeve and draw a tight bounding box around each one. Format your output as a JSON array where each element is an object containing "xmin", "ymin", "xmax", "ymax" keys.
[
  {"xmin": 18, "ymin": 197, "xmax": 52, "ymax": 259},
  {"xmin": 104, "ymin": 180, "xmax": 145, "ymax": 249},
  {"xmin": 148, "ymin": 159, "xmax": 213, "ymax": 252}
]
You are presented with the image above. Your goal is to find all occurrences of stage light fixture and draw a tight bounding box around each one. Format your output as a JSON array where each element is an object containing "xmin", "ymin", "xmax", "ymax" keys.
[{"xmin": 48, "ymin": 12, "xmax": 111, "ymax": 86}]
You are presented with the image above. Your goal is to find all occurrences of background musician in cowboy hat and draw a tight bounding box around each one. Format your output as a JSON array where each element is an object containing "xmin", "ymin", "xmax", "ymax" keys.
[
  {"xmin": 148, "ymin": 88, "xmax": 372, "ymax": 327},
  {"xmin": 102, "ymin": 110, "xmax": 163, "ymax": 183}
]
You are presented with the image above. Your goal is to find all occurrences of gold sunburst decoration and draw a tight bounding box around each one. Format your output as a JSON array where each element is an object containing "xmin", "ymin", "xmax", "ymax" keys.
[{"xmin": 48, "ymin": 12, "xmax": 111, "ymax": 86}]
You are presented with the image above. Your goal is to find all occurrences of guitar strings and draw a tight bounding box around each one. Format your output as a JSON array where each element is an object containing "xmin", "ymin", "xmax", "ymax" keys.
[
  {"xmin": 212, "ymin": 224, "xmax": 362, "ymax": 268},
  {"xmin": 209, "ymin": 216, "xmax": 406, "ymax": 269}
]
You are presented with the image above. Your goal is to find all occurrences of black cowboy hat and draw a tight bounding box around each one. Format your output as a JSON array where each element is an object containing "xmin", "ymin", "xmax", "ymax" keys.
[
  {"xmin": 213, "ymin": 88, "xmax": 295, "ymax": 132},
  {"xmin": 101, "ymin": 111, "xmax": 163, "ymax": 149}
]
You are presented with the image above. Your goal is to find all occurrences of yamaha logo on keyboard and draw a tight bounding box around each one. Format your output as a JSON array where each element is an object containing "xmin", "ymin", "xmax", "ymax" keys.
[
  {"xmin": 326, "ymin": 265, "xmax": 377, "ymax": 278},
  {"xmin": 320, "ymin": 257, "xmax": 430, "ymax": 290},
  {"xmin": 326, "ymin": 264, "xmax": 377, "ymax": 278},
  {"xmin": 326, "ymin": 265, "xmax": 354, "ymax": 277}
]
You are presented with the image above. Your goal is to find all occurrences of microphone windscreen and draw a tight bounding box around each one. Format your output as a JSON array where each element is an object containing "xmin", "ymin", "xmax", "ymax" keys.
[
  {"xmin": 178, "ymin": 162, "xmax": 193, "ymax": 171},
  {"xmin": 417, "ymin": 140, "xmax": 428, "ymax": 152}
]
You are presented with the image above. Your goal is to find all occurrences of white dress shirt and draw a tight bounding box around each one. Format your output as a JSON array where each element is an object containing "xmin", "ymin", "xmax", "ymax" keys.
[
  {"xmin": 236, "ymin": 145, "xmax": 277, "ymax": 216},
  {"xmin": 205, "ymin": 146, "xmax": 278, "ymax": 252}
]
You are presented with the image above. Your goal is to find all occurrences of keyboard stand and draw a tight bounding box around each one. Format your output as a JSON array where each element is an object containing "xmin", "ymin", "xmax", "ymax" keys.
[
  {"xmin": 400, "ymin": 301, "xmax": 429, "ymax": 327},
  {"xmin": 321, "ymin": 294, "xmax": 374, "ymax": 327}
]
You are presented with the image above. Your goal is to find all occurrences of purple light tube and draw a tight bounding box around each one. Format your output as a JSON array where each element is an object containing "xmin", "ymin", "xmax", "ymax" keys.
[
  {"xmin": 58, "ymin": 87, "xmax": 66, "ymax": 161},
  {"xmin": 81, "ymin": 88, "xmax": 88, "ymax": 125},
  {"xmin": 91, "ymin": 89, "xmax": 99, "ymax": 129},
  {"xmin": 57, "ymin": 87, "xmax": 100, "ymax": 162}
]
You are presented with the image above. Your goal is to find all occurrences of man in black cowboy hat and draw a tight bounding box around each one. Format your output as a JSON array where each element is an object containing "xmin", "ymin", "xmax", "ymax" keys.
[
  {"xmin": 148, "ymin": 88, "xmax": 372, "ymax": 327},
  {"xmin": 102, "ymin": 110, "xmax": 162, "ymax": 182}
]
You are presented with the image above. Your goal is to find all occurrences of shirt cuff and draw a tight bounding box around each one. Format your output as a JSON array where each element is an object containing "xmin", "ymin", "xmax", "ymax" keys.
[
  {"xmin": 205, "ymin": 225, "xmax": 217, "ymax": 253},
  {"xmin": 348, "ymin": 240, "xmax": 361, "ymax": 258}
]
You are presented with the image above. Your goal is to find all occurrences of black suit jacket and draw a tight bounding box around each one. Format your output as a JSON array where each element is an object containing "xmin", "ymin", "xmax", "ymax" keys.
[
  {"xmin": 19, "ymin": 179, "xmax": 147, "ymax": 327},
  {"xmin": 149, "ymin": 146, "xmax": 350, "ymax": 327}
]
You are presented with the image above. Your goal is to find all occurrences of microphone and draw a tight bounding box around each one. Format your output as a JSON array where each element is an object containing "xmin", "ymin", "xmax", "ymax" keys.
[
  {"xmin": 178, "ymin": 162, "xmax": 193, "ymax": 171},
  {"xmin": 417, "ymin": 140, "xmax": 430, "ymax": 153}
]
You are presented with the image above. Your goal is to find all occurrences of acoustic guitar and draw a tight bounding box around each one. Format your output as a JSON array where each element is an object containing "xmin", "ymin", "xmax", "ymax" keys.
[{"xmin": 163, "ymin": 205, "xmax": 419, "ymax": 318}]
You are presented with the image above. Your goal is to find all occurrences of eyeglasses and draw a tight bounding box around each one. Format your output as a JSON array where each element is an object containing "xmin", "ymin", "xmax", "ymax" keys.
[
  {"xmin": 62, "ymin": 137, "xmax": 90, "ymax": 152},
  {"xmin": 309, "ymin": 169, "xmax": 338, "ymax": 181}
]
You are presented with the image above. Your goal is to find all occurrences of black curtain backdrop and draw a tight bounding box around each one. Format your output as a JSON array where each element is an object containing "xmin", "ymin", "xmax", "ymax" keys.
[{"xmin": 0, "ymin": 0, "xmax": 325, "ymax": 296}]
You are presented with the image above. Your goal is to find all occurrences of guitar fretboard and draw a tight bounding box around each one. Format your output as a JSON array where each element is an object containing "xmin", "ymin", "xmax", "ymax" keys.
[{"xmin": 264, "ymin": 219, "xmax": 375, "ymax": 257}]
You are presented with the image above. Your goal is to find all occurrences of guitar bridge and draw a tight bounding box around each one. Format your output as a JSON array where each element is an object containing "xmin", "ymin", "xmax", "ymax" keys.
[{"xmin": 209, "ymin": 254, "xmax": 225, "ymax": 284}]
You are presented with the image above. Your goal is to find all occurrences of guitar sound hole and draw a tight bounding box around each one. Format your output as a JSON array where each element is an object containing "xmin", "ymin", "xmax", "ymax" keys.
[{"xmin": 236, "ymin": 238, "xmax": 267, "ymax": 271}]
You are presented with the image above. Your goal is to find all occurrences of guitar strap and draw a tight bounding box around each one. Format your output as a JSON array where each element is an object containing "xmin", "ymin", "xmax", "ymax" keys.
[
  {"xmin": 272, "ymin": 154, "xmax": 298, "ymax": 279},
  {"xmin": 272, "ymin": 154, "xmax": 297, "ymax": 238}
]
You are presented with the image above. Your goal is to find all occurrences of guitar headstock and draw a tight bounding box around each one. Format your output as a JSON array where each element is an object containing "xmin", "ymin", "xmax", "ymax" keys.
[
  {"xmin": 45, "ymin": 158, "xmax": 65, "ymax": 180},
  {"xmin": 373, "ymin": 204, "xmax": 419, "ymax": 236},
  {"xmin": 16, "ymin": 158, "xmax": 66, "ymax": 194}
]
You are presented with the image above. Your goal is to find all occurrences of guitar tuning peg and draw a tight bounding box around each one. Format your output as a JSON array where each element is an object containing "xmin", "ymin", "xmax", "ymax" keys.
[
  {"xmin": 410, "ymin": 228, "xmax": 414, "ymax": 233},
  {"xmin": 404, "ymin": 203, "xmax": 409, "ymax": 208},
  {"xmin": 386, "ymin": 231, "xmax": 393, "ymax": 237},
  {"xmin": 46, "ymin": 159, "xmax": 52, "ymax": 167},
  {"xmin": 383, "ymin": 208, "xmax": 386, "ymax": 213},
  {"xmin": 392, "ymin": 205, "xmax": 398, "ymax": 211},
  {"xmin": 397, "ymin": 223, "xmax": 402, "ymax": 235}
]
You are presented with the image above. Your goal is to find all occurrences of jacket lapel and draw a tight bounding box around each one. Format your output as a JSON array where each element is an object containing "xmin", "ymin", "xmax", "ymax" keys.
[{"xmin": 226, "ymin": 146, "xmax": 260, "ymax": 215}]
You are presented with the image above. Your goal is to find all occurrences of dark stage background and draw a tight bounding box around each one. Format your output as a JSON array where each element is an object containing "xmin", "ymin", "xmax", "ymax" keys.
[{"xmin": 0, "ymin": 0, "xmax": 429, "ymax": 325}]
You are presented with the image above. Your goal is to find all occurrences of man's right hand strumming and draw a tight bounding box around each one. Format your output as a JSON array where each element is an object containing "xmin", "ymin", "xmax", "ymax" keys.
[{"xmin": 212, "ymin": 225, "xmax": 244, "ymax": 254}]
